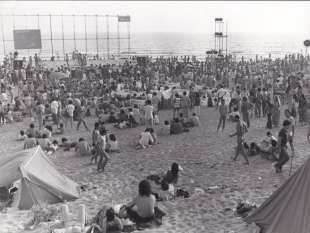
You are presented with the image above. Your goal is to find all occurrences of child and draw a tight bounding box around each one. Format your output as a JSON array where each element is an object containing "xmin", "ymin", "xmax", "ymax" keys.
[
  {"xmin": 153, "ymin": 112, "xmax": 160, "ymax": 125},
  {"xmin": 107, "ymin": 134, "xmax": 120, "ymax": 153},
  {"xmin": 47, "ymin": 140, "xmax": 59, "ymax": 155},
  {"xmin": 18, "ymin": 130, "xmax": 27, "ymax": 141},
  {"xmin": 191, "ymin": 113, "xmax": 201, "ymax": 127},
  {"xmin": 159, "ymin": 120, "xmax": 171, "ymax": 136}
]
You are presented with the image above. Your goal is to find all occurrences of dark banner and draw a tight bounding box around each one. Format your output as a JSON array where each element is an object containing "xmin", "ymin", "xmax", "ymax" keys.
[
  {"xmin": 118, "ymin": 16, "xmax": 131, "ymax": 22},
  {"xmin": 13, "ymin": 29, "xmax": 42, "ymax": 50}
]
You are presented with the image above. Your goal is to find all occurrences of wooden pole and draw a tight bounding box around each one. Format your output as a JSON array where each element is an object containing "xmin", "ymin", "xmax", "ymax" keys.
[
  {"xmin": 61, "ymin": 14, "xmax": 65, "ymax": 58},
  {"xmin": 95, "ymin": 15, "xmax": 98, "ymax": 57},
  {"xmin": 49, "ymin": 14, "xmax": 54, "ymax": 57},
  {"xmin": 1, "ymin": 15, "xmax": 5, "ymax": 56},
  {"xmin": 117, "ymin": 17, "xmax": 120, "ymax": 56},
  {"xmin": 84, "ymin": 14, "xmax": 87, "ymax": 55},
  {"xmin": 106, "ymin": 15, "xmax": 110, "ymax": 59},
  {"xmin": 127, "ymin": 21, "xmax": 130, "ymax": 55},
  {"xmin": 73, "ymin": 15, "xmax": 76, "ymax": 51}
]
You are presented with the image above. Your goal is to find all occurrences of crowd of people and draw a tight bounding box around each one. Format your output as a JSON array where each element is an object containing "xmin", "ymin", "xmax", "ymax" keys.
[{"xmin": 0, "ymin": 50, "xmax": 310, "ymax": 231}]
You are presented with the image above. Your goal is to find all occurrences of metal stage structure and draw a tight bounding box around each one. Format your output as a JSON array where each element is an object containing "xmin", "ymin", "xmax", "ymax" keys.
[
  {"xmin": 0, "ymin": 14, "xmax": 131, "ymax": 59},
  {"xmin": 214, "ymin": 18, "xmax": 228, "ymax": 55}
]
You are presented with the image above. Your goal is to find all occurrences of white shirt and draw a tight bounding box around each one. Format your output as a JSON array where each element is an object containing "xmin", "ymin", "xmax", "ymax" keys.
[
  {"xmin": 51, "ymin": 101, "xmax": 59, "ymax": 114},
  {"xmin": 66, "ymin": 104, "xmax": 75, "ymax": 117}
]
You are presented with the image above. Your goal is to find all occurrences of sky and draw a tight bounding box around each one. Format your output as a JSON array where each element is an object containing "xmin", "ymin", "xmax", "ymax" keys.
[{"xmin": 0, "ymin": 1, "xmax": 309, "ymax": 36}]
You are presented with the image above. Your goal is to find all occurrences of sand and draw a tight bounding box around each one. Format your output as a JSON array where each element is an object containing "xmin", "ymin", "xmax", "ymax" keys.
[{"xmin": 0, "ymin": 106, "xmax": 308, "ymax": 233}]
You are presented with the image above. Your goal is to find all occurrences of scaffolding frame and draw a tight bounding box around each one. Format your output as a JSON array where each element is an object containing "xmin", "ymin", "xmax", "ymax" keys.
[
  {"xmin": 214, "ymin": 18, "xmax": 228, "ymax": 55},
  {"xmin": 0, "ymin": 14, "xmax": 131, "ymax": 59}
]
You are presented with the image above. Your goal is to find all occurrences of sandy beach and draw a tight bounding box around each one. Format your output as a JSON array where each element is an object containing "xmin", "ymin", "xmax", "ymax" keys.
[{"xmin": 0, "ymin": 105, "xmax": 308, "ymax": 233}]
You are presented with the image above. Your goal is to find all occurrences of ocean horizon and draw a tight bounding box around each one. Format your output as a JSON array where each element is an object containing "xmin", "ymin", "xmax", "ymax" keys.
[{"xmin": 0, "ymin": 32, "xmax": 308, "ymax": 60}]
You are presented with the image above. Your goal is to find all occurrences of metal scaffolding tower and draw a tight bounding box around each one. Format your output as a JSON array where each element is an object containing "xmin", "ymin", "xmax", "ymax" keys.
[
  {"xmin": 0, "ymin": 14, "xmax": 131, "ymax": 60},
  {"xmin": 214, "ymin": 18, "xmax": 228, "ymax": 55}
]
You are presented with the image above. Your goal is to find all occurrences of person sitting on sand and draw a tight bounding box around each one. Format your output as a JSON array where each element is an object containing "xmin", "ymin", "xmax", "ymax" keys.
[
  {"xmin": 125, "ymin": 180, "xmax": 157, "ymax": 224},
  {"xmin": 162, "ymin": 163, "xmax": 183, "ymax": 185},
  {"xmin": 190, "ymin": 113, "xmax": 200, "ymax": 127},
  {"xmin": 41, "ymin": 125, "xmax": 52, "ymax": 138},
  {"xmin": 170, "ymin": 118, "xmax": 187, "ymax": 135},
  {"xmin": 47, "ymin": 140, "xmax": 59, "ymax": 155},
  {"xmin": 105, "ymin": 208, "xmax": 123, "ymax": 233},
  {"xmin": 60, "ymin": 137, "xmax": 75, "ymax": 151},
  {"xmin": 26, "ymin": 123, "xmax": 38, "ymax": 138},
  {"xmin": 137, "ymin": 128, "xmax": 154, "ymax": 149},
  {"xmin": 54, "ymin": 123, "xmax": 65, "ymax": 135},
  {"xmin": 18, "ymin": 130, "xmax": 27, "ymax": 141},
  {"xmin": 37, "ymin": 134, "xmax": 51, "ymax": 151},
  {"xmin": 75, "ymin": 138, "xmax": 91, "ymax": 157},
  {"xmin": 24, "ymin": 134, "xmax": 38, "ymax": 149},
  {"xmin": 106, "ymin": 134, "xmax": 121, "ymax": 153},
  {"xmin": 158, "ymin": 120, "xmax": 170, "ymax": 136},
  {"xmin": 152, "ymin": 180, "xmax": 175, "ymax": 202}
]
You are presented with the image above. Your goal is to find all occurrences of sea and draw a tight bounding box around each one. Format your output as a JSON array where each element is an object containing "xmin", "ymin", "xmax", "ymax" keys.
[{"xmin": 0, "ymin": 32, "xmax": 308, "ymax": 61}]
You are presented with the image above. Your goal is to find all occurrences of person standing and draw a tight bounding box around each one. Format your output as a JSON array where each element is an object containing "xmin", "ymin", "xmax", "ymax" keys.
[
  {"xmin": 274, "ymin": 120, "xmax": 295, "ymax": 173},
  {"xmin": 217, "ymin": 98, "xmax": 228, "ymax": 132},
  {"xmin": 298, "ymin": 94, "xmax": 308, "ymax": 126},
  {"xmin": 180, "ymin": 91, "xmax": 191, "ymax": 118},
  {"xmin": 172, "ymin": 93, "xmax": 181, "ymax": 118},
  {"xmin": 50, "ymin": 98, "xmax": 59, "ymax": 125},
  {"xmin": 97, "ymin": 128, "xmax": 109, "ymax": 172},
  {"xmin": 241, "ymin": 97, "xmax": 250, "ymax": 128},
  {"xmin": 36, "ymin": 101, "xmax": 45, "ymax": 131},
  {"xmin": 65, "ymin": 100, "xmax": 75, "ymax": 129},
  {"xmin": 230, "ymin": 115, "xmax": 249, "ymax": 165},
  {"xmin": 272, "ymin": 95, "xmax": 281, "ymax": 128},
  {"xmin": 76, "ymin": 103, "xmax": 89, "ymax": 131},
  {"xmin": 144, "ymin": 100, "xmax": 154, "ymax": 128}
]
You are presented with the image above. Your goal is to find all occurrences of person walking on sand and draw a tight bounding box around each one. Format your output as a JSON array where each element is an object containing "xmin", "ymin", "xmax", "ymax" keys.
[
  {"xmin": 274, "ymin": 120, "xmax": 295, "ymax": 173},
  {"xmin": 241, "ymin": 96, "xmax": 250, "ymax": 128},
  {"xmin": 217, "ymin": 98, "xmax": 228, "ymax": 132},
  {"xmin": 230, "ymin": 115, "xmax": 249, "ymax": 165}
]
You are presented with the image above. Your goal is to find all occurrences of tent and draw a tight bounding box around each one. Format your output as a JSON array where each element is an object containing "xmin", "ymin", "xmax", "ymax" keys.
[
  {"xmin": 0, "ymin": 146, "xmax": 80, "ymax": 209},
  {"xmin": 245, "ymin": 156, "xmax": 310, "ymax": 233}
]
